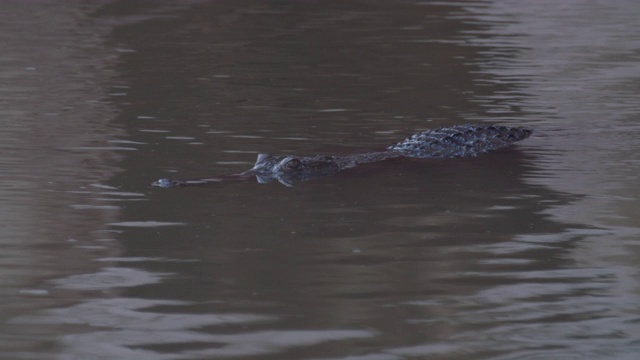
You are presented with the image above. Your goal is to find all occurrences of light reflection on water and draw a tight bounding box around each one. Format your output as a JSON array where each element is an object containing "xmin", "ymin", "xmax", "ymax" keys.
[{"xmin": 2, "ymin": 1, "xmax": 640, "ymax": 359}]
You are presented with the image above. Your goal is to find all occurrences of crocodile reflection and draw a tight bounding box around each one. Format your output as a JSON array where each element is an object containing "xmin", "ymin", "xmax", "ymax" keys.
[{"xmin": 153, "ymin": 124, "xmax": 532, "ymax": 187}]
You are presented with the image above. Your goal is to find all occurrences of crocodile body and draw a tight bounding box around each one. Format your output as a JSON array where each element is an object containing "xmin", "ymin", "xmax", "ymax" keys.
[{"xmin": 153, "ymin": 124, "xmax": 531, "ymax": 187}]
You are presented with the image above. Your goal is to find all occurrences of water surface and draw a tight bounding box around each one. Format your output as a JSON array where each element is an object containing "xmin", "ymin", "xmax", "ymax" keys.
[{"xmin": 2, "ymin": 1, "xmax": 640, "ymax": 359}]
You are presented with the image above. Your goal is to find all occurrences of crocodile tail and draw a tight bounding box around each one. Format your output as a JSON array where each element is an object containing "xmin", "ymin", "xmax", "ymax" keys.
[{"xmin": 388, "ymin": 124, "xmax": 532, "ymax": 158}]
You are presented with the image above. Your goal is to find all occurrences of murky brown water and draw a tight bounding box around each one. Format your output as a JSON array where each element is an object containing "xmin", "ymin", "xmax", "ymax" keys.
[{"xmin": 2, "ymin": 1, "xmax": 640, "ymax": 359}]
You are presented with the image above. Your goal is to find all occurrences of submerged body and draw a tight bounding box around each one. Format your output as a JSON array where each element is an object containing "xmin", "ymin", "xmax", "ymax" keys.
[{"xmin": 153, "ymin": 124, "xmax": 532, "ymax": 187}]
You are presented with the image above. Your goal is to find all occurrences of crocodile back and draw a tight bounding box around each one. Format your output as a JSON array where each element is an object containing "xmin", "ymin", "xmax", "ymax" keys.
[{"xmin": 387, "ymin": 124, "xmax": 532, "ymax": 158}]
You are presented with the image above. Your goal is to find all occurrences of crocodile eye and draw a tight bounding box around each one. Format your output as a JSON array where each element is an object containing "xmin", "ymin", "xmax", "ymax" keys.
[{"xmin": 285, "ymin": 158, "xmax": 301, "ymax": 169}]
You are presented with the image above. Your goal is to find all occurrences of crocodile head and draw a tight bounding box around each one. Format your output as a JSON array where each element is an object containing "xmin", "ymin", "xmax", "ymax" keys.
[{"xmin": 250, "ymin": 153, "xmax": 341, "ymax": 186}]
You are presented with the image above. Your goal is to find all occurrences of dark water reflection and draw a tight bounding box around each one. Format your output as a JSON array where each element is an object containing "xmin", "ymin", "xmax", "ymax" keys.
[{"xmin": 3, "ymin": 1, "xmax": 640, "ymax": 359}]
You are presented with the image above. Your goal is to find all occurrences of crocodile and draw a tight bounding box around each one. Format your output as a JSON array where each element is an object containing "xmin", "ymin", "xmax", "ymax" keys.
[{"xmin": 153, "ymin": 124, "xmax": 531, "ymax": 187}]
